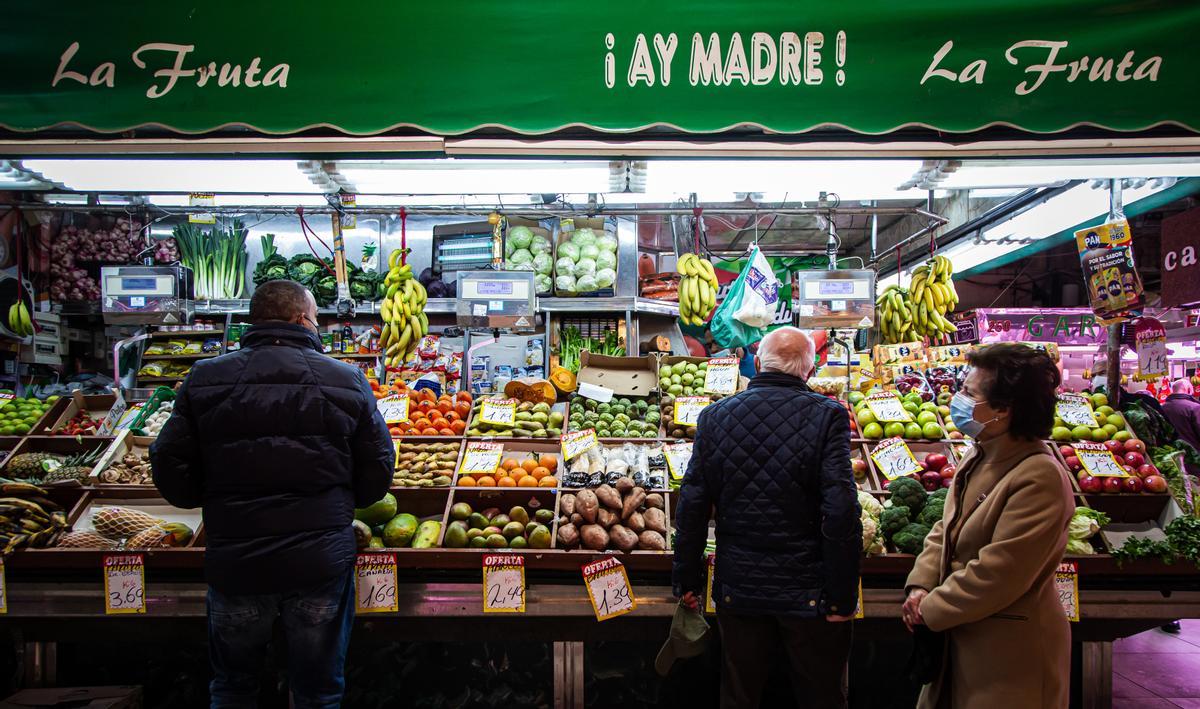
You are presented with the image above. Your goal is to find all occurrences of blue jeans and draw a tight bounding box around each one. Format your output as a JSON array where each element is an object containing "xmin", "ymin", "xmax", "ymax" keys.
[{"xmin": 207, "ymin": 571, "xmax": 354, "ymax": 709}]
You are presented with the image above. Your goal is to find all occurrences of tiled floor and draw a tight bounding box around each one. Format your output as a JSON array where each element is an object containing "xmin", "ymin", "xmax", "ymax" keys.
[{"xmin": 1114, "ymin": 619, "xmax": 1200, "ymax": 708}]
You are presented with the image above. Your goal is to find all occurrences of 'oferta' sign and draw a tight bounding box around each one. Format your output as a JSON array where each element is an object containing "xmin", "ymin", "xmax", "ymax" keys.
[{"xmin": 1, "ymin": 1, "xmax": 1198, "ymax": 136}]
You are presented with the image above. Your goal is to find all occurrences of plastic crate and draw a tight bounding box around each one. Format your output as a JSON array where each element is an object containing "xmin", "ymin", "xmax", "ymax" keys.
[{"xmin": 128, "ymin": 387, "xmax": 177, "ymax": 436}]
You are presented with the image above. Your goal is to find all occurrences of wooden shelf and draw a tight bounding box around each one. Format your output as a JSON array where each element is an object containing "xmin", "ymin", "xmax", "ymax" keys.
[
  {"xmin": 141, "ymin": 353, "xmax": 219, "ymax": 360},
  {"xmin": 148, "ymin": 330, "xmax": 224, "ymax": 338},
  {"xmin": 327, "ymin": 353, "xmax": 381, "ymax": 360},
  {"xmin": 137, "ymin": 376, "xmax": 186, "ymax": 383}
]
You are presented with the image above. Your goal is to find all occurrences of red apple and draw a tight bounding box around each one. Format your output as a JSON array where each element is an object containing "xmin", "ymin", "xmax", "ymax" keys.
[
  {"xmin": 1079, "ymin": 475, "xmax": 1102, "ymax": 493},
  {"xmin": 921, "ymin": 471, "xmax": 942, "ymax": 491},
  {"xmin": 925, "ymin": 453, "xmax": 949, "ymax": 472},
  {"xmin": 940, "ymin": 464, "xmax": 957, "ymax": 480},
  {"xmin": 1137, "ymin": 464, "xmax": 1159, "ymax": 479},
  {"xmin": 1121, "ymin": 476, "xmax": 1143, "ymax": 494},
  {"xmin": 1143, "ymin": 475, "xmax": 1168, "ymax": 493},
  {"xmin": 1123, "ymin": 465, "xmax": 1136, "ymax": 476},
  {"xmin": 1064, "ymin": 455, "xmax": 1082, "ymax": 472},
  {"xmin": 1059, "ymin": 445, "xmax": 1075, "ymax": 459},
  {"xmin": 1103, "ymin": 477, "xmax": 1123, "ymax": 494},
  {"xmin": 1103, "ymin": 440, "xmax": 1124, "ymax": 454},
  {"xmin": 940, "ymin": 477, "xmax": 953, "ymax": 489},
  {"xmin": 851, "ymin": 459, "xmax": 869, "ymax": 477},
  {"xmin": 1124, "ymin": 439, "xmax": 1146, "ymax": 455},
  {"xmin": 1123, "ymin": 451, "xmax": 1145, "ymax": 469},
  {"xmin": 1076, "ymin": 470, "xmax": 1091, "ymax": 483}
]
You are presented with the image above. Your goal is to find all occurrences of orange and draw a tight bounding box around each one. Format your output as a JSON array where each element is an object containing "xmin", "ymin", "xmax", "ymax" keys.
[
  {"xmin": 538, "ymin": 455, "xmax": 558, "ymax": 470},
  {"xmin": 501, "ymin": 459, "xmax": 520, "ymax": 472},
  {"xmin": 421, "ymin": 427, "xmax": 439, "ymax": 436},
  {"xmin": 438, "ymin": 428, "xmax": 455, "ymax": 436},
  {"xmin": 457, "ymin": 476, "xmax": 476, "ymax": 487},
  {"xmin": 454, "ymin": 402, "xmax": 471, "ymax": 418},
  {"xmin": 420, "ymin": 389, "xmax": 437, "ymax": 403},
  {"xmin": 531, "ymin": 466, "xmax": 551, "ymax": 481},
  {"xmin": 510, "ymin": 469, "xmax": 527, "ymax": 482},
  {"xmin": 456, "ymin": 392, "xmax": 473, "ymax": 403},
  {"xmin": 476, "ymin": 475, "xmax": 496, "ymax": 487},
  {"xmin": 517, "ymin": 476, "xmax": 538, "ymax": 487},
  {"xmin": 521, "ymin": 459, "xmax": 538, "ymax": 474},
  {"xmin": 497, "ymin": 477, "xmax": 517, "ymax": 487},
  {"xmin": 437, "ymin": 400, "xmax": 452, "ymax": 414},
  {"xmin": 538, "ymin": 476, "xmax": 558, "ymax": 487},
  {"xmin": 450, "ymin": 420, "xmax": 466, "ymax": 435}
]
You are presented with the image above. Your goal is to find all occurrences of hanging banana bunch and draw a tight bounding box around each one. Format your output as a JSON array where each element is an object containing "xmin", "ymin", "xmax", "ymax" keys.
[
  {"xmin": 7, "ymin": 300, "xmax": 33, "ymax": 337},
  {"xmin": 378, "ymin": 249, "xmax": 428, "ymax": 368},
  {"xmin": 677, "ymin": 253, "xmax": 718, "ymax": 327},
  {"xmin": 875, "ymin": 254, "xmax": 959, "ymax": 345}
]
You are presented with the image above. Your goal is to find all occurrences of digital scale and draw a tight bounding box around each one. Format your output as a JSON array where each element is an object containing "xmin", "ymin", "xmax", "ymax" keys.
[
  {"xmin": 794, "ymin": 269, "xmax": 876, "ymax": 328},
  {"xmin": 455, "ymin": 270, "xmax": 537, "ymax": 331},
  {"xmin": 100, "ymin": 265, "xmax": 194, "ymax": 325}
]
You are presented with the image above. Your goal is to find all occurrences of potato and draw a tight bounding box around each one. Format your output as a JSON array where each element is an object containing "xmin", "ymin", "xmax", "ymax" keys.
[
  {"xmin": 560, "ymin": 494, "xmax": 577, "ymax": 517},
  {"xmin": 597, "ymin": 507, "xmax": 618, "ymax": 528},
  {"xmin": 622, "ymin": 487, "xmax": 646, "ymax": 519},
  {"xmin": 580, "ymin": 524, "xmax": 609, "ymax": 551},
  {"xmin": 638, "ymin": 530, "xmax": 667, "ymax": 551},
  {"xmin": 645, "ymin": 493, "xmax": 665, "ymax": 510},
  {"xmin": 558, "ymin": 523, "xmax": 580, "ymax": 549},
  {"xmin": 627, "ymin": 511, "xmax": 646, "ymax": 533},
  {"xmin": 610, "ymin": 524, "xmax": 638, "ymax": 552},
  {"xmin": 615, "ymin": 477, "xmax": 635, "ymax": 495},
  {"xmin": 595, "ymin": 484, "xmax": 622, "ymax": 510},
  {"xmin": 576, "ymin": 489, "xmax": 599, "ymax": 524},
  {"xmin": 643, "ymin": 507, "xmax": 668, "ymax": 534}
]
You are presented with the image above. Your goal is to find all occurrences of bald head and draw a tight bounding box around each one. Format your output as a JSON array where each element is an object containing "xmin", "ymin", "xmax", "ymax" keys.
[
  {"xmin": 1173, "ymin": 379, "xmax": 1195, "ymax": 395},
  {"xmin": 756, "ymin": 327, "xmax": 816, "ymax": 379}
]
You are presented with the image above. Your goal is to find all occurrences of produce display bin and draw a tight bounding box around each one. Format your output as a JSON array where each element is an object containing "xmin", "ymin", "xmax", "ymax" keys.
[
  {"xmin": 452, "ymin": 440, "xmax": 564, "ymax": 488},
  {"xmin": 87, "ymin": 429, "xmax": 154, "ymax": 487},
  {"xmin": 444, "ymin": 487, "xmax": 560, "ymax": 549},
  {"xmin": 127, "ymin": 386, "xmax": 176, "ymax": 436},
  {"xmin": 393, "ymin": 439, "xmax": 462, "ymax": 489},
  {"xmin": 39, "ymin": 393, "xmax": 117, "ymax": 436},
  {"xmin": 1, "ymin": 435, "xmax": 117, "ymax": 483}
]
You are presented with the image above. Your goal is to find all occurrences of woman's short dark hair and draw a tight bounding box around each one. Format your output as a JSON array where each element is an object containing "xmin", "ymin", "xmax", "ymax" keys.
[
  {"xmin": 249, "ymin": 280, "xmax": 310, "ymax": 323},
  {"xmin": 966, "ymin": 343, "xmax": 1061, "ymax": 440}
]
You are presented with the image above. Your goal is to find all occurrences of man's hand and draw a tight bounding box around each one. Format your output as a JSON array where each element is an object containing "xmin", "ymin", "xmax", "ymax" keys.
[
  {"xmin": 679, "ymin": 591, "xmax": 700, "ymax": 611},
  {"xmin": 902, "ymin": 588, "xmax": 928, "ymax": 632},
  {"xmin": 826, "ymin": 613, "xmax": 855, "ymax": 622}
]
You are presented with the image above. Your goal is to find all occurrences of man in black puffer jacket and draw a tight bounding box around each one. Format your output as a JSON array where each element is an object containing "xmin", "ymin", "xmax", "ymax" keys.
[
  {"xmin": 672, "ymin": 326, "xmax": 861, "ymax": 709},
  {"xmin": 151, "ymin": 279, "xmax": 393, "ymax": 709}
]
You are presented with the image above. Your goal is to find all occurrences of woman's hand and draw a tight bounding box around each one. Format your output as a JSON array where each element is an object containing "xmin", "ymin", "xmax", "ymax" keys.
[{"xmin": 902, "ymin": 589, "xmax": 928, "ymax": 632}]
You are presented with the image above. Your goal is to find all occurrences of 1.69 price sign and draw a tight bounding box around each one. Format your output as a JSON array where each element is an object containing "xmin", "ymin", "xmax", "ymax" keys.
[
  {"xmin": 581, "ymin": 556, "xmax": 636, "ymax": 622},
  {"xmin": 355, "ymin": 553, "xmax": 398, "ymax": 614}
]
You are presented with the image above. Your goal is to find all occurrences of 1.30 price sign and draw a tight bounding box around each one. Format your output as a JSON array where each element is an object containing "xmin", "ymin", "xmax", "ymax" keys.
[{"xmin": 582, "ymin": 557, "xmax": 636, "ymax": 622}]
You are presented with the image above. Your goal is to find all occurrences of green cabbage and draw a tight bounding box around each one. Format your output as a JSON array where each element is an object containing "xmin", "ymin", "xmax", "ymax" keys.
[
  {"xmin": 555, "ymin": 274, "xmax": 577, "ymax": 292},
  {"xmin": 558, "ymin": 242, "xmax": 581, "ymax": 261},
  {"xmin": 596, "ymin": 250, "xmax": 617, "ymax": 270},
  {"xmin": 576, "ymin": 274, "xmax": 599, "ymax": 292},
  {"xmin": 594, "ymin": 268, "xmax": 616, "ymax": 288},
  {"xmin": 509, "ymin": 248, "xmax": 534, "ymax": 265},
  {"xmin": 530, "ymin": 235, "xmax": 552, "ymax": 255},
  {"xmin": 1066, "ymin": 538, "xmax": 1095, "ymax": 555},
  {"xmin": 533, "ymin": 252, "xmax": 553, "ymax": 275},
  {"xmin": 555, "ymin": 256, "xmax": 576, "ymax": 274},
  {"xmin": 574, "ymin": 258, "xmax": 597, "ymax": 277},
  {"xmin": 596, "ymin": 232, "xmax": 618, "ymax": 252},
  {"xmin": 504, "ymin": 239, "xmax": 516, "ymax": 258},
  {"xmin": 535, "ymin": 274, "xmax": 553, "ymax": 293},
  {"xmin": 571, "ymin": 228, "xmax": 597, "ymax": 247},
  {"xmin": 508, "ymin": 226, "xmax": 534, "ymax": 249},
  {"xmin": 1068, "ymin": 514, "xmax": 1100, "ymax": 540},
  {"xmin": 579, "ymin": 244, "xmax": 600, "ymax": 261}
]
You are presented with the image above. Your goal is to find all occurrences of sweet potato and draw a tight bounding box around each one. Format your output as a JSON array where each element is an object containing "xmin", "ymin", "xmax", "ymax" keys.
[
  {"xmin": 627, "ymin": 511, "xmax": 646, "ymax": 533},
  {"xmin": 622, "ymin": 487, "xmax": 647, "ymax": 519},
  {"xmin": 645, "ymin": 493, "xmax": 665, "ymax": 510},
  {"xmin": 615, "ymin": 477, "xmax": 635, "ymax": 494},
  {"xmin": 576, "ymin": 489, "xmax": 599, "ymax": 524},
  {"xmin": 570, "ymin": 512, "xmax": 584, "ymax": 526},
  {"xmin": 597, "ymin": 507, "xmax": 618, "ymax": 528},
  {"xmin": 580, "ymin": 524, "xmax": 609, "ymax": 551},
  {"xmin": 560, "ymin": 494, "xmax": 576, "ymax": 517},
  {"xmin": 595, "ymin": 484, "xmax": 622, "ymax": 510},
  {"xmin": 643, "ymin": 507, "xmax": 668, "ymax": 534},
  {"xmin": 610, "ymin": 524, "xmax": 638, "ymax": 552},
  {"xmin": 638, "ymin": 530, "xmax": 667, "ymax": 551},
  {"xmin": 557, "ymin": 523, "xmax": 580, "ymax": 549}
]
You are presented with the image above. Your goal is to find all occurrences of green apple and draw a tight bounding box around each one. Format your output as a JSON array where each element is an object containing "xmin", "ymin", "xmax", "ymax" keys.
[
  {"xmin": 1096, "ymin": 405, "xmax": 1114, "ymax": 417},
  {"xmin": 904, "ymin": 423, "xmax": 924, "ymax": 439},
  {"xmin": 862, "ymin": 422, "xmax": 884, "ymax": 439},
  {"xmin": 1092, "ymin": 393, "xmax": 1108, "ymax": 408},
  {"xmin": 922, "ymin": 422, "xmax": 945, "ymax": 440},
  {"xmin": 1112, "ymin": 430, "xmax": 1132, "ymax": 442},
  {"xmin": 903, "ymin": 402, "xmax": 920, "ymax": 416},
  {"xmin": 884, "ymin": 422, "xmax": 906, "ymax": 438},
  {"xmin": 1070, "ymin": 425, "xmax": 1094, "ymax": 441},
  {"xmin": 856, "ymin": 409, "xmax": 878, "ymax": 428},
  {"xmin": 1090, "ymin": 426, "xmax": 1110, "ymax": 442},
  {"xmin": 1106, "ymin": 413, "xmax": 1125, "ymax": 429},
  {"xmin": 916, "ymin": 411, "xmax": 939, "ymax": 426}
]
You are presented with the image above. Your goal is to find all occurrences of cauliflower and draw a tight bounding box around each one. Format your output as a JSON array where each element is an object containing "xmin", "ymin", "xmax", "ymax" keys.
[
  {"xmin": 858, "ymin": 490, "xmax": 883, "ymax": 520},
  {"xmin": 861, "ymin": 514, "xmax": 878, "ymax": 553}
]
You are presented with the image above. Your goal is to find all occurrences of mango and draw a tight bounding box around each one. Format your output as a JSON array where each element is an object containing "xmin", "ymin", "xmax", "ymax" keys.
[
  {"xmin": 444, "ymin": 524, "xmax": 468, "ymax": 549},
  {"xmin": 411, "ymin": 520, "xmax": 441, "ymax": 549},
  {"xmin": 383, "ymin": 513, "xmax": 418, "ymax": 548},
  {"xmin": 509, "ymin": 506, "xmax": 530, "ymax": 525},
  {"xmin": 450, "ymin": 502, "xmax": 473, "ymax": 521},
  {"xmin": 355, "ymin": 493, "xmax": 397, "ymax": 526},
  {"xmin": 528, "ymin": 524, "xmax": 552, "ymax": 549}
]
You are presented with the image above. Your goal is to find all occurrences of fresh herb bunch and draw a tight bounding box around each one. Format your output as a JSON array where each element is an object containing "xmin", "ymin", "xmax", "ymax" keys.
[{"xmin": 1113, "ymin": 516, "xmax": 1200, "ymax": 566}]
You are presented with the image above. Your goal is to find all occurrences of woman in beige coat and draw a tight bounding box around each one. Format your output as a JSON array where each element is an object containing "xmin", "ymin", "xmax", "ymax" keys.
[{"xmin": 902, "ymin": 343, "xmax": 1074, "ymax": 709}]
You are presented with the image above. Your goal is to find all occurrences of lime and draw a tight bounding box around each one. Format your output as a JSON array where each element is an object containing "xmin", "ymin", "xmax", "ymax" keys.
[{"xmin": 11, "ymin": 423, "xmax": 29, "ymax": 434}]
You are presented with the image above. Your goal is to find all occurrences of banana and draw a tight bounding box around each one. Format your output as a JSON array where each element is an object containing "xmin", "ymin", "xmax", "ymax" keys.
[
  {"xmin": 381, "ymin": 299, "xmax": 393, "ymax": 323},
  {"xmin": 930, "ymin": 282, "xmax": 945, "ymax": 310}
]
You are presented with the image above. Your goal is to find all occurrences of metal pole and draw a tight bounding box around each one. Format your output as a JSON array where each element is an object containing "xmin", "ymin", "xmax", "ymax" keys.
[
  {"xmin": 870, "ymin": 201, "xmax": 878, "ymax": 263},
  {"xmin": 1107, "ymin": 323, "xmax": 1123, "ymax": 409}
]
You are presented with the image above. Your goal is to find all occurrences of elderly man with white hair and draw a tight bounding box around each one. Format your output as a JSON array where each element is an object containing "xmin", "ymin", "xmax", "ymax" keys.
[
  {"xmin": 1163, "ymin": 378, "xmax": 1200, "ymax": 460},
  {"xmin": 671, "ymin": 326, "xmax": 861, "ymax": 709}
]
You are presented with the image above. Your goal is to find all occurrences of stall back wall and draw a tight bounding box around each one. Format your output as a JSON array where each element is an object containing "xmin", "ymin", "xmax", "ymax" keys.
[{"xmin": 2, "ymin": 1, "xmax": 1199, "ymax": 135}]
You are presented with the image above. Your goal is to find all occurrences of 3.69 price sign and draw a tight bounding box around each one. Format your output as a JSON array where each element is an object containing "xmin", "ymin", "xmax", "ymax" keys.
[{"xmin": 103, "ymin": 553, "xmax": 145, "ymax": 615}]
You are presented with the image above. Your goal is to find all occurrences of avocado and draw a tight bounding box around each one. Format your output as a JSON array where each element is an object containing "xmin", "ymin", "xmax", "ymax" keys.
[
  {"xmin": 491, "ymin": 514, "xmax": 511, "ymax": 528},
  {"xmin": 354, "ymin": 493, "xmax": 397, "ymax": 526},
  {"xmin": 469, "ymin": 535, "xmax": 489, "ymax": 548},
  {"xmin": 535, "ymin": 508, "xmax": 555, "ymax": 524},
  {"xmin": 383, "ymin": 513, "xmax": 419, "ymax": 548},
  {"xmin": 443, "ymin": 524, "xmax": 468, "ymax": 549},
  {"xmin": 527, "ymin": 524, "xmax": 552, "ymax": 549},
  {"xmin": 450, "ymin": 502, "xmax": 473, "ymax": 521},
  {"xmin": 509, "ymin": 506, "xmax": 530, "ymax": 525},
  {"xmin": 532, "ymin": 402, "xmax": 552, "ymax": 415},
  {"xmin": 486, "ymin": 534, "xmax": 509, "ymax": 549},
  {"xmin": 468, "ymin": 513, "xmax": 490, "ymax": 530},
  {"xmin": 502, "ymin": 521, "xmax": 527, "ymax": 539}
]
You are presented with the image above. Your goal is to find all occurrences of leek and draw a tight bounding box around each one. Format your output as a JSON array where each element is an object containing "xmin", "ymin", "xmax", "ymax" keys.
[{"xmin": 172, "ymin": 220, "xmax": 248, "ymax": 300}]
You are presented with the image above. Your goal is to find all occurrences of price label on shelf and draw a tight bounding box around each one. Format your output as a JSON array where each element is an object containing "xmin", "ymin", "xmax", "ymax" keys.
[
  {"xmin": 340, "ymin": 193, "xmax": 357, "ymax": 230},
  {"xmin": 704, "ymin": 553, "xmax": 716, "ymax": 615},
  {"xmin": 673, "ymin": 397, "xmax": 711, "ymax": 427},
  {"xmin": 98, "ymin": 389, "xmax": 128, "ymax": 436},
  {"xmin": 664, "ymin": 442, "xmax": 693, "ymax": 482},
  {"xmin": 703, "ymin": 358, "xmax": 739, "ymax": 395},
  {"xmin": 864, "ymin": 392, "xmax": 912, "ymax": 423},
  {"xmin": 355, "ymin": 553, "xmax": 398, "ymax": 614},
  {"xmin": 1072, "ymin": 441, "xmax": 1130, "ymax": 478},
  {"xmin": 103, "ymin": 553, "xmax": 146, "ymax": 615},
  {"xmin": 482, "ymin": 554, "xmax": 525, "ymax": 613},
  {"xmin": 581, "ymin": 557, "xmax": 637, "ymax": 622},
  {"xmin": 0, "ymin": 392, "xmax": 13, "ymax": 410},
  {"xmin": 377, "ymin": 394, "xmax": 409, "ymax": 424},
  {"xmin": 1056, "ymin": 394, "xmax": 1098, "ymax": 428},
  {"xmin": 460, "ymin": 442, "xmax": 504, "ymax": 476},
  {"xmin": 854, "ymin": 578, "xmax": 865, "ymax": 620},
  {"xmin": 480, "ymin": 398, "xmax": 518, "ymax": 426},
  {"xmin": 115, "ymin": 403, "xmax": 144, "ymax": 431},
  {"xmin": 1056, "ymin": 561, "xmax": 1079, "ymax": 622},
  {"xmin": 870, "ymin": 437, "xmax": 923, "ymax": 481},
  {"xmin": 562, "ymin": 429, "xmax": 599, "ymax": 460},
  {"xmin": 188, "ymin": 193, "xmax": 216, "ymax": 224}
]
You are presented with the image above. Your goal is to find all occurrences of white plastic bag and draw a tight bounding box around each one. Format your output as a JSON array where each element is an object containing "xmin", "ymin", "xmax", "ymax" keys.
[{"xmin": 732, "ymin": 246, "xmax": 780, "ymax": 328}]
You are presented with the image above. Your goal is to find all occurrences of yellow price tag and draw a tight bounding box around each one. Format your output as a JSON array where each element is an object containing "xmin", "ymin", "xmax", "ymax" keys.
[
  {"xmin": 377, "ymin": 394, "xmax": 409, "ymax": 425},
  {"xmin": 870, "ymin": 437, "xmax": 923, "ymax": 481},
  {"xmin": 704, "ymin": 553, "xmax": 717, "ymax": 614},
  {"xmin": 864, "ymin": 392, "xmax": 912, "ymax": 423},
  {"xmin": 673, "ymin": 397, "xmax": 711, "ymax": 427},
  {"xmin": 1056, "ymin": 561, "xmax": 1079, "ymax": 622},
  {"xmin": 355, "ymin": 553, "xmax": 398, "ymax": 614},
  {"xmin": 103, "ymin": 553, "xmax": 146, "ymax": 615},
  {"xmin": 582, "ymin": 557, "xmax": 637, "ymax": 622},
  {"xmin": 482, "ymin": 554, "xmax": 525, "ymax": 613},
  {"xmin": 562, "ymin": 429, "xmax": 599, "ymax": 460},
  {"xmin": 480, "ymin": 398, "xmax": 518, "ymax": 426}
]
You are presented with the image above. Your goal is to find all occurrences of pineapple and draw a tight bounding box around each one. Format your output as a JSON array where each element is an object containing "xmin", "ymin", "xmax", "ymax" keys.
[
  {"xmin": 5, "ymin": 452, "xmax": 64, "ymax": 481},
  {"xmin": 57, "ymin": 531, "xmax": 118, "ymax": 549},
  {"xmin": 126, "ymin": 522, "xmax": 193, "ymax": 549},
  {"xmin": 92, "ymin": 506, "xmax": 163, "ymax": 539},
  {"xmin": 41, "ymin": 448, "xmax": 105, "ymax": 484}
]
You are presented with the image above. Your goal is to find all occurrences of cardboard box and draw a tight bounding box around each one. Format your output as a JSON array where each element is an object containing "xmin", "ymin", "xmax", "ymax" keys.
[
  {"xmin": 1, "ymin": 686, "xmax": 141, "ymax": 708},
  {"xmin": 576, "ymin": 352, "xmax": 658, "ymax": 399}
]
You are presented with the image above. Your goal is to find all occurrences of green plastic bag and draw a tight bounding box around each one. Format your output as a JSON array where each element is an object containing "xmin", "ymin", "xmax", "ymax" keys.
[{"xmin": 709, "ymin": 249, "xmax": 770, "ymax": 350}]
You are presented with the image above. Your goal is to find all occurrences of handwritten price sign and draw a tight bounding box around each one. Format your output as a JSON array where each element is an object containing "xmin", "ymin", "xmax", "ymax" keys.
[
  {"xmin": 1056, "ymin": 394, "xmax": 1098, "ymax": 428},
  {"xmin": 562, "ymin": 428, "xmax": 599, "ymax": 460},
  {"xmin": 0, "ymin": 393, "xmax": 14, "ymax": 410},
  {"xmin": 1072, "ymin": 441, "xmax": 1130, "ymax": 478},
  {"xmin": 855, "ymin": 578, "xmax": 865, "ymax": 620},
  {"xmin": 460, "ymin": 442, "xmax": 504, "ymax": 476},
  {"xmin": 703, "ymin": 358, "xmax": 739, "ymax": 395},
  {"xmin": 1135, "ymin": 318, "xmax": 1168, "ymax": 382},
  {"xmin": 664, "ymin": 442, "xmax": 693, "ymax": 482},
  {"xmin": 480, "ymin": 398, "xmax": 518, "ymax": 426},
  {"xmin": 482, "ymin": 554, "xmax": 525, "ymax": 613},
  {"xmin": 673, "ymin": 397, "xmax": 711, "ymax": 427},
  {"xmin": 355, "ymin": 553, "xmax": 398, "ymax": 614},
  {"xmin": 870, "ymin": 437, "xmax": 923, "ymax": 481},
  {"xmin": 377, "ymin": 394, "xmax": 410, "ymax": 424},
  {"xmin": 582, "ymin": 557, "xmax": 637, "ymax": 622},
  {"xmin": 864, "ymin": 392, "xmax": 912, "ymax": 423},
  {"xmin": 1056, "ymin": 561, "xmax": 1079, "ymax": 622},
  {"xmin": 103, "ymin": 553, "xmax": 146, "ymax": 615}
]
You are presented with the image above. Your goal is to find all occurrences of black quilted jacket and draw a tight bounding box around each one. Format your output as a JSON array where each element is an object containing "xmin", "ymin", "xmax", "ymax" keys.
[
  {"xmin": 150, "ymin": 323, "xmax": 394, "ymax": 594},
  {"xmin": 672, "ymin": 371, "xmax": 862, "ymax": 617}
]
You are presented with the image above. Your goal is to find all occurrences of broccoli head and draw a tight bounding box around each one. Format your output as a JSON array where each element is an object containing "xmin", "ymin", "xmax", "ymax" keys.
[
  {"xmin": 918, "ymin": 497, "xmax": 946, "ymax": 526},
  {"xmin": 893, "ymin": 522, "xmax": 933, "ymax": 555},
  {"xmin": 887, "ymin": 477, "xmax": 928, "ymax": 515},
  {"xmin": 929, "ymin": 487, "xmax": 950, "ymax": 503},
  {"xmin": 880, "ymin": 505, "xmax": 911, "ymax": 539}
]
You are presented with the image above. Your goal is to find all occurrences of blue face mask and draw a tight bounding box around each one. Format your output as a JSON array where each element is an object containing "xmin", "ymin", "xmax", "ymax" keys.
[{"xmin": 950, "ymin": 392, "xmax": 990, "ymax": 439}]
